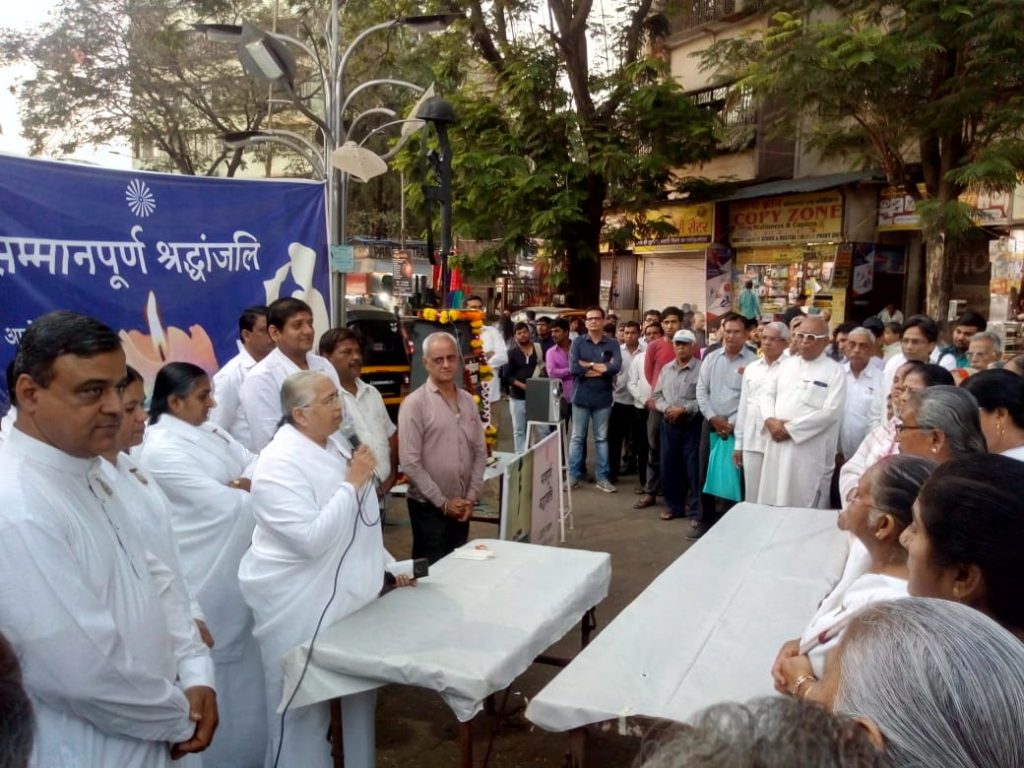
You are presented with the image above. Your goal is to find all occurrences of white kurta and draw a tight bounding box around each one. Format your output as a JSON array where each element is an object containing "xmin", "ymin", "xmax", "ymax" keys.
[
  {"xmin": 238, "ymin": 425, "xmax": 393, "ymax": 768},
  {"xmin": 734, "ymin": 356, "xmax": 783, "ymax": 502},
  {"xmin": 0, "ymin": 405, "xmax": 14, "ymax": 446},
  {"xmin": 799, "ymin": 572, "xmax": 908, "ymax": 678},
  {"xmin": 210, "ymin": 348, "xmax": 259, "ymax": 451},
  {"xmin": 241, "ymin": 347, "xmax": 341, "ymax": 451},
  {"xmin": 757, "ymin": 353, "xmax": 847, "ymax": 508},
  {"xmin": 0, "ymin": 428, "xmax": 213, "ymax": 768},
  {"xmin": 139, "ymin": 416, "xmax": 266, "ymax": 768},
  {"xmin": 100, "ymin": 454, "xmax": 205, "ymax": 624}
]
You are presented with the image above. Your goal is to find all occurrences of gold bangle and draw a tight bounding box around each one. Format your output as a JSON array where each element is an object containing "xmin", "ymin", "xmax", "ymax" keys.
[{"xmin": 790, "ymin": 673, "xmax": 817, "ymax": 697}]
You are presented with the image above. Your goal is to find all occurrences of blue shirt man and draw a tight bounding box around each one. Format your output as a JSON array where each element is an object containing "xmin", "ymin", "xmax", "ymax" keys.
[{"xmin": 568, "ymin": 307, "xmax": 622, "ymax": 492}]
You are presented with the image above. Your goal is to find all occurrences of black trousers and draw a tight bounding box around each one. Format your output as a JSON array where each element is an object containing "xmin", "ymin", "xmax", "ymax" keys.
[
  {"xmin": 629, "ymin": 406, "xmax": 650, "ymax": 488},
  {"xmin": 645, "ymin": 410, "xmax": 663, "ymax": 495},
  {"xmin": 661, "ymin": 416, "xmax": 701, "ymax": 519},
  {"xmin": 408, "ymin": 496, "xmax": 469, "ymax": 565},
  {"xmin": 607, "ymin": 402, "xmax": 634, "ymax": 481}
]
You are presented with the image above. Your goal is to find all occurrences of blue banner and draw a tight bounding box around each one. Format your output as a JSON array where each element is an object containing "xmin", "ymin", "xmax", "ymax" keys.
[{"xmin": 0, "ymin": 154, "xmax": 329, "ymax": 411}]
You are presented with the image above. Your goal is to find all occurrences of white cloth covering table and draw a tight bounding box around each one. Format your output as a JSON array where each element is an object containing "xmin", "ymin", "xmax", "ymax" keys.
[
  {"xmin": 525, "ymin": 502, "xmax": 848, "ymax": 733},
  {"xmin": 281, "ymin": 538, "xmax": 610, "ymax": 724}
]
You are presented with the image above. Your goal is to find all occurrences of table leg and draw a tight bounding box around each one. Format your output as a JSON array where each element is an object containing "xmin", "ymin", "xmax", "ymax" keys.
[
  {"xmin": 581, "ymin": 608, "xmax": 597, "ymax": 647},
  {"xmin": 328, "ymin": 698, "xmax": 344, "ymax": 768},
  {"xmin": 459, "ymin": 720, "xmax": 474, "ymax": 768},
  {"xmin": 565, "ymin": 727, "xmax": 588, "ymax": 768}
]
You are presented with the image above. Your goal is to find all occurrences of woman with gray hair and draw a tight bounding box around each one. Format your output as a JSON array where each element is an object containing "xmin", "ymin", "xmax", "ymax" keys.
[
  {"xmin": 636, "ymin": 696, "xmax": 885, "ymax": 767},
  {"xmin": 894, "ymin": 385, "xmax": 986, "ymax": 461},
  {"xmin": 239, "ymin": 370, "xmax": 410, "ymax": 768},
  {"xmin": 818, "ymin": 597, "xmax": 1024, "ymax": 767}
]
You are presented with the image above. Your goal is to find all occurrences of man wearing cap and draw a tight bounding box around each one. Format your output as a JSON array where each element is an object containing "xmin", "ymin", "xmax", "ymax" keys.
[{"xmin": 652, "ymin": 330, "xmax": 702, "ymax": 523}]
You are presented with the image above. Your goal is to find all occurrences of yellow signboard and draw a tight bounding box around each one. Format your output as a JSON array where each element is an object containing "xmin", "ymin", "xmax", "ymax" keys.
[
  {"xmin": 729, "ymin": 191, "xmax": 843, "ymax": 246},
  {"xmin": 634, "ymin": 203, "xmax": 714, "ymax": 253}
]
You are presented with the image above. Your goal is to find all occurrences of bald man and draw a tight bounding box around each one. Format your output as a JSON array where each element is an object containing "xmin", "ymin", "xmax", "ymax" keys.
[{"xmin": 756, "ymin": 316, "xmax": 847, "ymax": 508}]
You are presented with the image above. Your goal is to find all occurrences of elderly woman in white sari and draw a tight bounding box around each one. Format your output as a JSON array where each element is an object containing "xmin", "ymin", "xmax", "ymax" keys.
[
  {"xmin": 771, "ymin": 454, "xmax": 935, "ymax": 698},
  {"xmin": 239, "ymin": 370, "xmax": 409, "ymax": 768},
  {"xmin": 139, "ymin": 362, "xmax": 265, "ymax": 768}
]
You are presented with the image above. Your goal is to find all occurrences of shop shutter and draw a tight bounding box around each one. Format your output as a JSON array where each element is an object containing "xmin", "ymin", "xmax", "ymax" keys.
[{"xmin": 641, "ymin": 254, "xmax": 705, "ymax": 315}]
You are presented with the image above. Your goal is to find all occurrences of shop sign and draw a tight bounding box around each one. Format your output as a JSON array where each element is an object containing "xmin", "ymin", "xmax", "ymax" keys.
[
  {"xmin": 878, "ymin": 185, "xmax": 1011, "ymax": 230},
  {"xmin": 729, "ymin": 191, "xmax": 843, "ymax": 246},
  {"xmin": 634, "ymin": 203, "xmax": 714, "ymax": 252}
]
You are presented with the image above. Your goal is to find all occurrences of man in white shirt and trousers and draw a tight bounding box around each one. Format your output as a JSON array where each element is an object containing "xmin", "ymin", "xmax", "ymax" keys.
[
  {"xmin": 0, "ymin": 311, "xmax": 218, "ymax": 767},
  {"xmin": 209, "ymin": 305, "xmax": 275, "ymax": 451},
  {"xmin": 464, "ymin": 295, "xmax": 508, "ymax": 429},
  {"xmin": 733, "ymin": 321, "xmax": 788, "ymax": 501},
  {"xmin": 758, "ymin": 315, "xmax": 848, "ymax": 508},
  {"xmin": 320, "ymin": 327, "xmax": 400, "ymax": 495},
  {"xmin": 242, "ymin": 297, "xmax": 341, "ymax": 451}
]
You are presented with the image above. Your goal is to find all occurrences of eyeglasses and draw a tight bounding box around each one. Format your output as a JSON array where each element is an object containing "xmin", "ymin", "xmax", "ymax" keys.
[
  {"xmin": 894, "ymin": 423, "xmax": 930, "ymax": 435},
  {"xmin": 585, "ymin": 315, "xmax": 603, "ymax": 322},
  {"xmin": 793, "ymin": 332, "xmax": 828, "ymax": 342},
  {"xmin": 302, "ymin": 392, "xmax": 340, "ymax": 409}
]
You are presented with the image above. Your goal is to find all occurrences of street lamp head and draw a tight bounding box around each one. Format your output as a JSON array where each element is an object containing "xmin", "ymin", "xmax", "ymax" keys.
[
  {"xmin": 238, "ymin": 21, "xmax": 296, "ymax": 90},
  {"xmin": 192, "ymin": 23, "xmax": 243, "ymax": 43},
  {"xmin": 415, "ymin": 96, "xmax": 457, "ymax": 125},
  {"xmin": 398, "ymin": 14, "xmax": 463, "ymax": 33},
  {"xmin": 330, "ymin": 141, "xmax": 388, "ymax": 182},
  {"xmin": 221, "ymin": 131, "xmax": 267, "ymax": 149}
]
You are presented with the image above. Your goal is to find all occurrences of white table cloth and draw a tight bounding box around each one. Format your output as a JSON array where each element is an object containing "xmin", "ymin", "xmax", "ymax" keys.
[
  {"xmin": 525, "ymin": 502, "xmax": 849, "ymax": 731},
  {"xmin": 282, "ymin": 538, "xmax": 611, "ymax": 722}
]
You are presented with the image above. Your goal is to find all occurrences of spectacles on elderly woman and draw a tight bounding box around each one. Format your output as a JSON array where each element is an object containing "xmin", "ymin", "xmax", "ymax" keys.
[
  {"xmin": 302, "ymin": 392, "xmax": 340, "ymax": 409},
  {"xmin": 894, "ymin": 423, "xmax": 931, "ymax": 435}
]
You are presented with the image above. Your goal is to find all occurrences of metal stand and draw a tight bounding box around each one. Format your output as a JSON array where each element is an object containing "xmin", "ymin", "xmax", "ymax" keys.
[{"xmin": 526, "ymin": 419, "xmax": 574, "ymax": 539}]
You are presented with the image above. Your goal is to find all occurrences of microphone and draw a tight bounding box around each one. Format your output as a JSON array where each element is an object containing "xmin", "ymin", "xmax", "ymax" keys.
[{"xmin": 339, "ymin": 417, "xmax": 361, "ymax": 449}]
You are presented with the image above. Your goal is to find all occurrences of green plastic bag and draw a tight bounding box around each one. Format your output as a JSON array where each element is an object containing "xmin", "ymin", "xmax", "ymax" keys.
[{"xmin": 702, "ymin": 431, "xmax": 743, "ymax": 502}]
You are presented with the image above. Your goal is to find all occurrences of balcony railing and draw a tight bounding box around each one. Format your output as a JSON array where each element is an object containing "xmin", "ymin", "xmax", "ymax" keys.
[{"xmin": 675, "ymin": 0, "xmax": 765, "ymax": 32}]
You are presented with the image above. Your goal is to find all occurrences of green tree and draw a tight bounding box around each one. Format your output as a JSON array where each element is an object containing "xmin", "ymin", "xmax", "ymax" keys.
[
  {"xmin": 703, "ymin": 0, "xmax": 1024, "ymax": 318},
  {"xmin": 404, "ymin": 0, "xmax": 718, "ymax": 305},
  {"xmin": 1, "ymin": 0, "xmax": 279, "ymax": 175}
]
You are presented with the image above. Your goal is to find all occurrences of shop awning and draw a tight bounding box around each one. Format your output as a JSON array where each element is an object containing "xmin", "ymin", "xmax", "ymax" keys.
[{"xmin": 721, "ymin": 171, "xmax": 885, "ymax": 203}]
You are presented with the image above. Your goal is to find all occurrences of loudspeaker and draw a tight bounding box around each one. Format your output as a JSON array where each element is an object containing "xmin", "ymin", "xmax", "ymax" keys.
[{"xmin": 526, "ymin": 378, "xmax": 562, "ymax": 422}]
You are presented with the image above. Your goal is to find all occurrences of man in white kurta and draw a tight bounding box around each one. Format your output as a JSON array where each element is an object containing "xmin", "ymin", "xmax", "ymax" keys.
[
  {"xmin": 0, "ymin": 312, "xmax": 216, "ymax": 768},
  {"xmin": 733, "ymin": 321, "xmax": 787, "ymax": 501},
  {"xmin": 239, "ymin": 380, "xmax": 394, "ymax": 768},
  {"xmin": 757, "ymin": 316, "xmax": 847, "ymax": 508},
  {"xmin": 140, "ymin": 413, "xmax": 266, "ymax": 768},
  {"xmin": 241, "ymin": 298, "xmax": 340, "ymax": 451},
  {"xmin": 209, "ymin": 305, "xmax": 275, "ymax": 451}
]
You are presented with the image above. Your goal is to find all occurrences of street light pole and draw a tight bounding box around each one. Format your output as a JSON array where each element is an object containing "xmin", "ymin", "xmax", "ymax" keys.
[{"xmin": 197, "ymin": 12, "xmax": 460, "ymax": 326}]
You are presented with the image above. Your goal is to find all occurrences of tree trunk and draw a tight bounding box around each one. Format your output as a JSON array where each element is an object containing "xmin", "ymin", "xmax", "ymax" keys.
[
  {"xmin": 563, "ymin": 173, "xmax": 605, "ymax": 308},
  {"xmin": 923, "ymin": 231, "xmax": 956, "ymax": 321}
]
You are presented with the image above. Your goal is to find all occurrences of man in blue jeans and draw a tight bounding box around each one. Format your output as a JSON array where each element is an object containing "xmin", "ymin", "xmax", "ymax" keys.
[{"xmin": 569, "ymin": 307, "xmax": 622, "ymax": 492}]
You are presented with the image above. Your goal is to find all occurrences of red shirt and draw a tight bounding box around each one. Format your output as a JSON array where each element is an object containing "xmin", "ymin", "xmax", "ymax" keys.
[{"xmin": 644, "ymin": 337, "xmax": 675, "ymax": 387}]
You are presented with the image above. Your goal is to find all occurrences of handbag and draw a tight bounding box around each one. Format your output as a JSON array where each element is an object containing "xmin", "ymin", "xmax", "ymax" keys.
[{"xmin": 702, "ymin": 431, "xmax": 743, "ymax": 502}]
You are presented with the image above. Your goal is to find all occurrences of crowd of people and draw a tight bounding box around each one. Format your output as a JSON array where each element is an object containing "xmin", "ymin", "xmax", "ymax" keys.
[{"xmin": 3, "ymin": 295, "xmax": 1024, "ymax": 768}]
